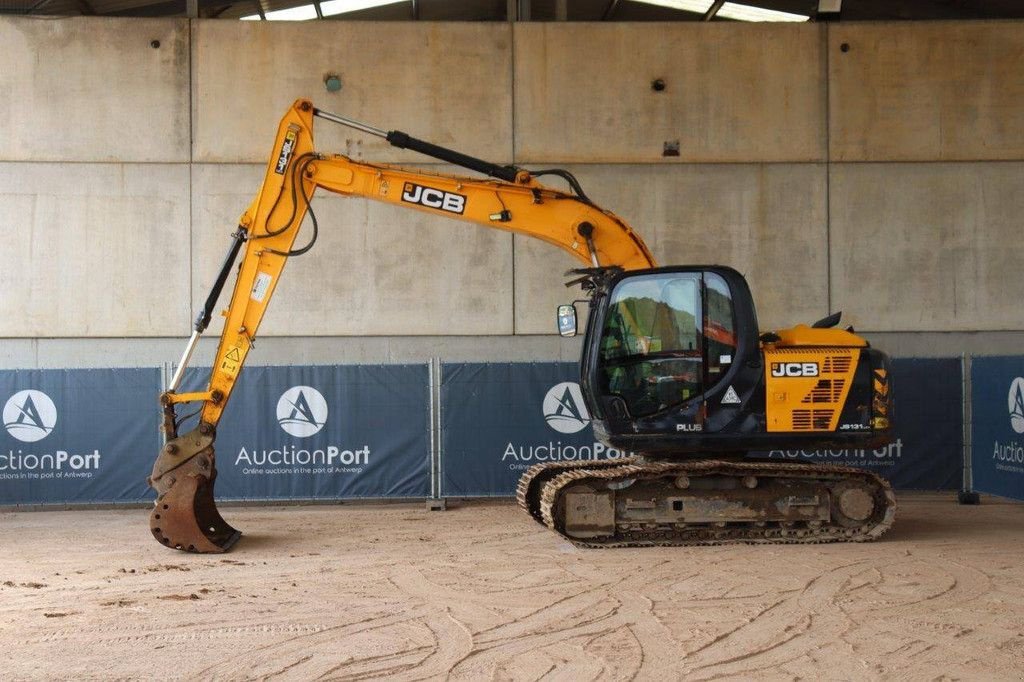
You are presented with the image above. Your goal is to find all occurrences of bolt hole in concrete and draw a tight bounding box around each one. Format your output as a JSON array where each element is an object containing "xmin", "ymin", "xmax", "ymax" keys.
[
  {"xmin": 150, "ymin": 39, "xmax": 160, "ymax": 49},
  {"xmin": 840, "ymin": 42, "xmax": 850, "ymax": 52}
]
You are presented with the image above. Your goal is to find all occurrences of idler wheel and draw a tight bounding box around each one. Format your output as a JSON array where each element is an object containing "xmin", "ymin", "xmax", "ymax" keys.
[{"xmin": 837, "ymin": 487, "xmax": 875, "ymax": 522}]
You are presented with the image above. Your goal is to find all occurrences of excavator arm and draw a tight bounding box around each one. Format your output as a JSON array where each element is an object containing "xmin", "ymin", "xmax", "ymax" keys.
[{"xmin": 148, "ymin": 99, "xmax": 655, "ymax": 553}]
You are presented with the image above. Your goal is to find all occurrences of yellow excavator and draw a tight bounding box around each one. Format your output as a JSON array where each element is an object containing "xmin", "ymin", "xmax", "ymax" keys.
[{"xmin": 148, "ymin": 99, "xmax": 895, "ymax": 553}]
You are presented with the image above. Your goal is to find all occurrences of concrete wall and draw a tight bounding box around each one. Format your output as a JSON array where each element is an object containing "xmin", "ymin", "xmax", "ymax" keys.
[
  {"xmin": 829, "ymin": 22, "xmax": 1024, "ymax": 161},
  {"xmin": 2, "ymin": 16, "xmax": 1023, "ymax": 369},
  {"xmin": 0, "ymin": 18, "xmax": 189, "ymax": 162},
  {"xmin": 0, "ymin": 163, "xmax": 191, "ymax": 337},
  {"xmin": 192, "ymin": 21, "xmax": 513, "ymax": 164},
  {"xmin": 513, "ymin": 23, "xmax": 826, "ymax": 163},
  {"xmin": 830, "ymin": 163, "xmax": 1024, "ymax": 332}
]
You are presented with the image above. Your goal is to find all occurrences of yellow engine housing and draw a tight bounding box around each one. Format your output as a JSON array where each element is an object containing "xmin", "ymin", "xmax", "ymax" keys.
[{"xmin": 764, "ymin": 348, "xmax": 860, "ymax": 432}]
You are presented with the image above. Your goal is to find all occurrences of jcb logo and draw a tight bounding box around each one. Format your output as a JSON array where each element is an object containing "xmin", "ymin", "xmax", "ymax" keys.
[
  {"xmin": 771, "ymin": 362, "xmax": 819, "ymax": 378},
  {"xmin": 401, "ymin": 183, "xmax": 466, "ymax": 214}
]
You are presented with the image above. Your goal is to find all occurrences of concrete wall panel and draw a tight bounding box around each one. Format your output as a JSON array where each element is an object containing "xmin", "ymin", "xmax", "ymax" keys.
[
  {"xmin": 514, "ymin": 164, "xmax": 828, "ymax": 333},
  {"xmin": 0, "ymin": 340, "xmax": 37, "ymax": 368},
  {"xmin": 830, "ymin": 22, "xmax": 1024, "ymax": 161},
  {"xmin": 2, "ymin": 334, "xmax": 583, "ymax": 369},
  {"xmin": 191, "ymin": 164, "xmax": 513, "ymax": 336},
  {"xmin": 830, "ymin": 163, "xmax": 1024, "ymax": 331},
  {"xmin": 513, "ymin": 23, "xmax": 825, "ymax": 163},
  {"xmin": 0, "ymin": 17, "xmax": 189, "ymax": 163},
  {"xmin": 192, "ymin": 21, "xmax": 512, "ymax": 164},
  {"xmin": 0, "ymin": 163, "xmax": 191, "ymax": 336}
]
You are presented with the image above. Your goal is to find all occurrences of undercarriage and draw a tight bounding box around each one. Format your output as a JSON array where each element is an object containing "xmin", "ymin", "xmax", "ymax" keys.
[{"xmin": 517, "ymin": 457, "xmax": 896, "ymax": 547}]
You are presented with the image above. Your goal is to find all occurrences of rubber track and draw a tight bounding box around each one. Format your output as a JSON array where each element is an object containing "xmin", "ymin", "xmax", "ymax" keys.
[{"xmin": 532, "ymin": 459, "xmax": 896, "ymax": 548}]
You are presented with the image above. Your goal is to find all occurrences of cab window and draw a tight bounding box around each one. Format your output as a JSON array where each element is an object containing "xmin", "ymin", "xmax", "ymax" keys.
[
  {"xmin": 599, "ymin": 273, "xmax": 703, "ymax": 417},
  {"xmin": 703, "ymin": 272, "xmax": 737, "ymax": 384}
]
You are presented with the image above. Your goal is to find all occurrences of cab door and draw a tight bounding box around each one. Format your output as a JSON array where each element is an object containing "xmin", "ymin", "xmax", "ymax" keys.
[
  {"xmin": 587, "ymin": 267, "xmax": 754, "ymax": 440},
  {"xmin": 595, "ymin": 271, "xmax": 706, "ymax": 422}
]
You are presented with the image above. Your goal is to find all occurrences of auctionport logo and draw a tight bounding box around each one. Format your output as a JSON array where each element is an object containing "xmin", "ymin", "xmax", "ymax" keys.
[
  {"xmin": 1010, "ymin": 377, "xmax": 1024, "ymax": 435},
  {"xmin": 542, "ymin": 382, "xmax": 591, "ymax": 434},
  {"xmin": 3, "ymin": 390, "xmax": 57, "ymax": 443},
  {"xmin": 501, "ymin": 380, "xmax": 626, "ymax": 468},
  {"xmin": 276, "ymin": 386, "xmax": 327, "ymax": 438}
]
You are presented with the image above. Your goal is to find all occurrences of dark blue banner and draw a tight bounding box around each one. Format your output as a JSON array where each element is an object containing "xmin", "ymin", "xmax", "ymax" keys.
[
  {"xmin": 440, "ymin": 363, "xmax": 630, "ymax": 496},
  {"xmin": 182, "ymin": 364, "xmax": 430, "ymax": 500},
  {"xmin": 0, "ymin": 368, "xmax": 160, "ymax": 505},
  {"xmin": 750, "ymin": 358, "xmax": 963, "ymax": 490},
  {"xmin": 441, "ymin": 358, "xmax": 962, "ymax": 497},
  {"xmin": 970, "ymin": 356, "xmax": 1024, "ymax": 501}
]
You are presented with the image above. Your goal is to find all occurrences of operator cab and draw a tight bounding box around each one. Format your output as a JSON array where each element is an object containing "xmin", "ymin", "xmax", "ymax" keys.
[{"xmin": 559, "ymin": 266, "xmax": 765, "ymax": 457}]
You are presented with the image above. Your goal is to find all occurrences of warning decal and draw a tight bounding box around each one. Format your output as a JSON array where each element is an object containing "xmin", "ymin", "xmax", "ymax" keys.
[{"xmin": 721, "ymin": 385, "xmax": 741, "ymax": 404}]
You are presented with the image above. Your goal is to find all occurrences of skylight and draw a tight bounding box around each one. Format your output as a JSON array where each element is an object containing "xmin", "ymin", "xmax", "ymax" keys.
[
  {"xmin": 241, "ymin": 4, "xmax": 316, "ymax": 20},
  {"xmin": 636, "ymin": 0, "xmax": 809, "ymax": 22},
  {"xmin": 239, "ymin": 0, "xmax": 806, "ymax": 23},
  {"xmin": 241, "ymin": 0, "xmax": 405, "ymax": 21}
]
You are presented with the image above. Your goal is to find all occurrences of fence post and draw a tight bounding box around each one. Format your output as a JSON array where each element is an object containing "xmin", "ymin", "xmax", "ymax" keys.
[
  {"xmin": 959, "ymin": 353, "xmax": 980, "ymax": 504},
  {"xmin": 426, "ymin": 357, "xmax": 446, "ymax": 510}
]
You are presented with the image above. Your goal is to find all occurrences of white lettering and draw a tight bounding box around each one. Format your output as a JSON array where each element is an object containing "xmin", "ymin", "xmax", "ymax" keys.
[
  {"xmin": 0, "ymin": 449, "xmax": 101, "ymax": 471},
  {"xmin": 500, "ymin": 441, "xmax": 629, "ymax": 463},
  {"xmin": 771, "ymin": 362, "xmax": 820, "ymax": 378},
  {"xmin": 421, "ymin": 188, "xmax": 444, "ymax": 208},
  {"xmin": 502, "ymin": 443, "xmax": 519, "ymax": 461},
  {"xmin": 442, "ymin": 193, "xmax": 465, "ymax": 213},
  {"xmin": 993, "ymin": 441, "xmax": 1024, "ymax": 463},
  {"xmin": 236, "ymin": 444, "xmax": 370, "ymax": 470},
  {"xmin": 400, "ymin": 183, "xmax": 466, "ymax": 214},
  {"xmin": 766, "ymin": 439, "xmax": 903, "ymax": 461}
]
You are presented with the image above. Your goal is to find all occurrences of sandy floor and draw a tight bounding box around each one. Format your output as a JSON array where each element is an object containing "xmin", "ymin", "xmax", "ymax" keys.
[{"xmin": 1, "ymin": 495, "xmax": 1023, "ymax": 681}]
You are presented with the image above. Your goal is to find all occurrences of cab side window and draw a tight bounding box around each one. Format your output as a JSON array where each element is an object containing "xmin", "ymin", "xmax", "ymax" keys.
[{"xmin": 704, "ymin": 272, "xmax": 737, "ymax": 385}]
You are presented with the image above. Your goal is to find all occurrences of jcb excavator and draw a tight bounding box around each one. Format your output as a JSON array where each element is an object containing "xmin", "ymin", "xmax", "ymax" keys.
[{"xmin": 149, "ymin": 99, "xmax": 895, "ymax": 553}]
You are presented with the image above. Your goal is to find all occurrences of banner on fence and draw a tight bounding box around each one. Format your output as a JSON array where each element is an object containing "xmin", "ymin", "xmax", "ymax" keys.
[
  {"xmin": 440, "ymin": 358, "xmax": 962, "ymax": 497},
  {"xmin": 970, "ymin": 356, "xmax": 1024, "ymax": 501},
  {"xmin": 0, "ymin": 368, "xmax": 160, "ymax": 505},
  {"xmin": 750, "ymin": 358, "xmax": 963, "ymax": 490},
  {"xmin": 181, "ymin": 364, "xmax": 430, "ymax": 500},
  {"xmin": 440, "ymin": 363, "xmax": 630, "ymax": 496}
]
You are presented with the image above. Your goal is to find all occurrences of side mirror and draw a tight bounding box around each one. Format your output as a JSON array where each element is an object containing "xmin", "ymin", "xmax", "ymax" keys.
[{"xmin": 557, "ymin": 304, "xmax": 578, "ymax": 337}]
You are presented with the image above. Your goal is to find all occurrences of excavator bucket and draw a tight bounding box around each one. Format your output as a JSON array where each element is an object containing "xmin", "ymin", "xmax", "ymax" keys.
[{"xmin": 148, "ymin": 424, "xmax": 240, "ymax": 553}]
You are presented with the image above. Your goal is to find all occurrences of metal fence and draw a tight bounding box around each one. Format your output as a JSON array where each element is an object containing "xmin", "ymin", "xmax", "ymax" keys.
[{"xmin": 0, "ymin": 356, "xmax": 1021, "ymax": 507}]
